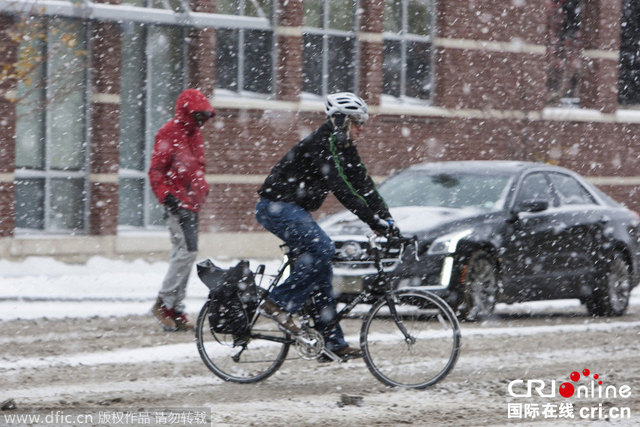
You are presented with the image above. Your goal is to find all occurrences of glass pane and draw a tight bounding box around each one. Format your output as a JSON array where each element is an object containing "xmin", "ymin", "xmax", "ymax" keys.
[
  {"xmin": 121, "ymin": 0, "xmax": 144, "ymax": 5},
  {"xmin": 619, "ymin": 0, "xmax": 640, "ymax": 104},
  {"xmin": 15, "ymin": 23, "xmax": 46, "ymax": 170},
  {"xmin": 244, "ymin": 30, "xmax": 273, "ymax": 93},
  {"xmin": 148, "ymin": 25, "xmax": 184, "ymax": 135},
  {"xmin": 408, "ymin": 0, "xmax": 432, "ymax": 36},
  {"xmin": 216, "ymin": 28, "xmax": 239, "ymax": 91},
  {"xmin": 15, "ymin": 179, "xmax": 45, "ymax": 229},
  {"xmin": 49, "ymin": 178, "xmax": 86, "ymax": 231},
  {"xmin": 302, "ymin": 34, "xmax": 323, "ymax": 95},
  {"xmin": 48, "ymin": 18, "xmax": 87, "ymax": 171},
  {"xmin": 147, "ymin": 186, "xmax": 166, "ymax": 226},
  {"xmin": 516, "ymin": 173, "xmax": 555, "ymax": 206},
  {"xmin": 384, "ymin": 0, "xmax": 402, "ymax": 33},
  {"xmin": 303, "ymin": 0, "xmax": 323, "ymax": 28},
  {"xmin": 244, "ymin": 0, "xmax": 271, "ymax": 18},
  {"xmin": 548, "ymin": 173, "xmax": 595, "ymax": 206},
  {"xmin": 329, "ymin": 0, "xmax": 355, "ymax": 31},
  {"xmin": 217, "ymin": 0, "xmax": 239, "ymax": 15},
  {"xmin": 383, "ymin": 40, "xmax": 402, "ymax": 97},
  {"xmin": 406, "ymin": 41, "xmax": 431, "ymax": 99},
  {"xmin": 118, "ymin": 178, "xmax": 144, "ymax": 227},
  {"xmin": 120, "ymin": 23, "xmax": 146, "ymax": 171},
  {"xmin": 150, "ymin": 0, "xmax": 183, "ymax": 11},
  {"xmin": 327, "ymin": 36, "xmax": 356, "ymax": 94}
]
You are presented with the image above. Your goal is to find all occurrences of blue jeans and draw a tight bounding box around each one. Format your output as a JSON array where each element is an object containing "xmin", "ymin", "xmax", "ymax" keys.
[{"xmin": 255, "ymin": 197, "xmax": 347, "ymax": 351}]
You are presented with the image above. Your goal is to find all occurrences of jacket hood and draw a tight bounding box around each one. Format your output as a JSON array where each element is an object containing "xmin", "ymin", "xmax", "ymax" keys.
[{"xmin": 175, "ymin": 89, "xmax": 215, "ymax": 127}]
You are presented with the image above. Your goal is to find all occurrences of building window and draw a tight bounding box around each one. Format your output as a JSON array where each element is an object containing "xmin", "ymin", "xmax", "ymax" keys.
[
  {"xmin": 382, "ymin": 0, "xmax": 434, "ymax": 101},
  {"xmin": 546, "ymin": 0, "xmax": 582, "ymax": 105},
  {"xmin": 118, "ymin": 0, "xmax": 187, "ymax": 228},
  {"xmin": 14, "ymin": 17, "xmax": 88, "ymax": 233},
  {"xmin": 620, "ymin": 0, "xmax": 640, "ymax": 105},
  {"xmin": 302, "ymin": 0, "xmax": 358, "ymax": 97},
  {"xmin": 216, "ymin": 0, "xmax": 274, "ymax": 96}
]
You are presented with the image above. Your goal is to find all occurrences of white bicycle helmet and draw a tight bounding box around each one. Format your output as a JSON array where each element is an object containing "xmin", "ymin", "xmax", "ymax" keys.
[{"xmin": 325, "ymin": 92, "xmax": 369, "ymax": 124}]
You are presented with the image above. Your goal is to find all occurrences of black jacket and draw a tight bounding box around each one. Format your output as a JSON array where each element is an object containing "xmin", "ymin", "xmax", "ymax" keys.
[{"xmin": 258, "ymin": 121, "xmax": 391, "ymax": 230}]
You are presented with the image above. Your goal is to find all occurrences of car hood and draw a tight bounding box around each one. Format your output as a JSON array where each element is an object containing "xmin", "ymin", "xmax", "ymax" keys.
[{"xmin": 320, "ymin": 206, "xmax": 486, "ymax": 236}]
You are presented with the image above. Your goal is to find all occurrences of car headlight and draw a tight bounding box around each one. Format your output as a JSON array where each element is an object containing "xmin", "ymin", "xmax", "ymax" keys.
[{"xmin": 427, "ymin": 229, "xmax": 473, "ymax": 255}]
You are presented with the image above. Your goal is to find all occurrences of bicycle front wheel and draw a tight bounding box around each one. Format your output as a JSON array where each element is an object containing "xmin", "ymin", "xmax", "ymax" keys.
[
  {"xmin": 361, "ymin": 289, "xmax": 461, "ymax": 389},
  {"xmin": 196, "ymin": 302, "xmax": 290, "ymax": 383}
]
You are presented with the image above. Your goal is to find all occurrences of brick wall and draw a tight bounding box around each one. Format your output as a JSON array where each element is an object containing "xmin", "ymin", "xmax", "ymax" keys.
[
  {"xmin": 89, "ymin": 18, "xmax": 121, "ymax": 236},
  {"xmin": 437, "ymin": 0, "xmax": 547, "ymax": 43},
  {"xmin": 1, "ymin": 0, "xmax": 639, "ymax": 257},
  {"xmin": 201, "ymin": 106, "xmax": 640, "ymax": 233},
  {"xmin": 580, "ymin": 0, "xmax": 622, "ymax": 112}
]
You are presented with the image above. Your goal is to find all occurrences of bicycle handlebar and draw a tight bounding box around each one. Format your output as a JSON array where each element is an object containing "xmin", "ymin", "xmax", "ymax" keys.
[{"xmin": 367, "ymin": 233, "xmax": 419, "ymax": 262}]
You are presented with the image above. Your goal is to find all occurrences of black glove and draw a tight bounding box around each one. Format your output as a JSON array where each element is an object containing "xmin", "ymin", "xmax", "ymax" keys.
[
  {"xmin": 371, "ymin": 217, "xmax": 400, "ymax": 238},
  {"xmin": 164, "ymin": 193, "xmax": 181, "ymax": 215},
  {"xmin": 385, "ymin": 218, "xmax": 401, "ymax": 239}
]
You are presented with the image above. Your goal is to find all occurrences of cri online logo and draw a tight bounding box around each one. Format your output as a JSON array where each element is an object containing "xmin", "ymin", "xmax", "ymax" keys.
[{"xmin": 508, "ymin": 367, "xmax": 632, "ymax": 399}]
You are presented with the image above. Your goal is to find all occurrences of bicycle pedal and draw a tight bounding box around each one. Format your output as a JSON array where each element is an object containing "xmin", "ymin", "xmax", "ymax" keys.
[{"xmin": 317, "ymin": 349, "xmax": 343, "ymax": 363}]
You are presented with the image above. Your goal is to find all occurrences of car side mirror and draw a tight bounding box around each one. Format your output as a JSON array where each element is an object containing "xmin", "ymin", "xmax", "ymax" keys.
[
  {"xmin": 520, "ymin": 199, "xmax": 549, "ymax": 213},
  {"xmin": 513, "ymin": 199, "xmax": 549, "ymax": 214},
  {"xmin": 508, "ymin": 199, "xmax": 549, "ymax": 223}
]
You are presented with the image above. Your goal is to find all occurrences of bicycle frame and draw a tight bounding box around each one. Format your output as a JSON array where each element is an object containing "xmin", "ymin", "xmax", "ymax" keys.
[{"xmin": 248, "ymin": 235, "xmax": 419, "ymax": 345}]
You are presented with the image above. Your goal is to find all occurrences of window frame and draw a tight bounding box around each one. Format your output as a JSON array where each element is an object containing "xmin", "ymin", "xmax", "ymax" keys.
[
  {"xmin": 546, "ymin": 0, "xmax": 583, "ymax": 106},
  {"xmin": 382, "ymin": 0, "xmax": 435, "ymax": 103},
  {"xmin": 14, "ymin": 17, "xmax": 91, "ymax": 234},
  {"xmin": 118, "ymin": 19, "xmax": 189, "ymax": 231},
  {"xmin": 619, "ymin": 0, "xmax": 640, "ymax": 105},
  {"xmin": 302, "ymin": 0, "xmax": 360, "ymax": 98},
  {"xmin": 214, "ymin": 0, "xmax": 276, "ymax": 98}
]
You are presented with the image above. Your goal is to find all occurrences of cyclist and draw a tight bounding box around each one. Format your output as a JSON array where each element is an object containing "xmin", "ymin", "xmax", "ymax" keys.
[{"xmin": 255, "ymin": 92, "xmax": 399, "ymax": 361}]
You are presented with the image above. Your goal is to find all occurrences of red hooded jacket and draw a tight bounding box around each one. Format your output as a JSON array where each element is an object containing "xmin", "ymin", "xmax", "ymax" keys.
[{"xmin": 148, "ymin": 89, "xmax": 215, "ymax": 212}]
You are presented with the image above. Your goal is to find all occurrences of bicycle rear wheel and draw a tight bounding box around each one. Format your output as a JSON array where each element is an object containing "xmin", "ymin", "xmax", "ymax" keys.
[
  {"xmin": 361, "ymin": 289, "xmax": 461, "ymax": 389},
  {"xmin": 195, "ymin": 302, "xmax": 290, "ymax": 383}
]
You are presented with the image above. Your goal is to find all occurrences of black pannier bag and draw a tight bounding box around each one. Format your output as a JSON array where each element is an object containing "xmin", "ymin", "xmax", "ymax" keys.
[{"xmin": 197, "ymin": 259, "xmax": 260, "ymax": 336}]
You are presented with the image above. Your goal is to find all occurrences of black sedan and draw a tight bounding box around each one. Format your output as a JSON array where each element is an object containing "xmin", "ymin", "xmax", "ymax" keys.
[{"xmin": 320, "ymin": 161, "xmax": 640, "ymax": 320}]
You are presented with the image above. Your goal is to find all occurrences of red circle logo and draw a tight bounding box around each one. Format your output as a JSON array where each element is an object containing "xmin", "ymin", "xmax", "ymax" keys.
[{"xmin": 559, "ymin": 382, "xmax": 575, "ymax": 398}]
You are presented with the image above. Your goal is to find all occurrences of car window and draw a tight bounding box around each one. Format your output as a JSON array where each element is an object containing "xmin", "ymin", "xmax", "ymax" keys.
[
  {"xmin": 378, "ymin": 171, "xmax": 512, "ymax": 211},
  {"xmin": 548, "ymin": 172, "xmax": 597, "ymax": 206},
  {"xmin": 515, "ymin": 172, "xmax": 558, "ymax": 207}
]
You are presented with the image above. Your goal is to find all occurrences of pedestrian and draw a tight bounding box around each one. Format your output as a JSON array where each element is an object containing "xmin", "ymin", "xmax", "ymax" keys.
[
  {"xmin": 149, "ymin": 89, "xmax": 215, "ymax": 331},
  {"xmin": 255, "ymin": 92, "xmax": 399, "ymax": 361}
]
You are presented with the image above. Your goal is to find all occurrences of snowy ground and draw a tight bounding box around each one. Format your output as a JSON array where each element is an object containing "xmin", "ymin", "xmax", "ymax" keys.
[{"xmin": 1, "ymin": 256, "xmax": 640, "ymax": 426}]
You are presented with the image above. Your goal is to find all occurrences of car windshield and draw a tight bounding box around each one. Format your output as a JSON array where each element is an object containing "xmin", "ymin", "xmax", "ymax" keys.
[{"xmin": 378, "ymin": 170, "xmax": 513, "ymax": 211}]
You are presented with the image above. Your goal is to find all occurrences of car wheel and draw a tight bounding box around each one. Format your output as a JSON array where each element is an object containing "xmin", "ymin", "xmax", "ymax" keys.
[
  {"xmin": 586, "ymin": 251, "xmax": 631, "ymax": 317},
  {"xmin": 457, "ymin": 250, "xmax": 498, "ymax": 321}
]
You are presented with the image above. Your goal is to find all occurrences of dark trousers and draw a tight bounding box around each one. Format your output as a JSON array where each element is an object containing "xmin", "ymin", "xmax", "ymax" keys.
[{"xmin": 255, "ymin": 197, "xmax": 347, "ymax": 351}]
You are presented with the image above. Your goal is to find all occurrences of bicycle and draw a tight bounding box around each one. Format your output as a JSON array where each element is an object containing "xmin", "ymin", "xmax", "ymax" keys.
[{"xmin": 195, "ymin": 235, "xmax": 461, "ymax": 389}]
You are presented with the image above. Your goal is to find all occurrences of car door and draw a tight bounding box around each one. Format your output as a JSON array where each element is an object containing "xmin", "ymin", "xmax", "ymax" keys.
[
  {"xmin": 544, "ymin": 171, "xmax": 604, "ymax": 298},
  {"xmin": 501, "ymin": 171, "xmax": 562, "ymax": 301}
]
